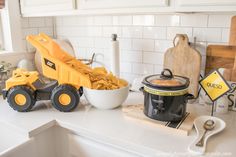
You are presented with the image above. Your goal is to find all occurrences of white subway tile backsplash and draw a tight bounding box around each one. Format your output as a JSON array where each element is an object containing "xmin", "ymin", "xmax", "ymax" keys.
[
  {"xmin": 75, "ymin": 27, "xmax": 90, "ymax": 37},
  {"xmin": 29, "ymin": 17, "xmax": 45, "ymax": 27},
  {"xmin": 208, "ymin": 14, "xmax": 232, "ymax": 28},
  {"xmin": 54, "ymin": 13, "xmax": 233, "ymax": 82},
  {"xmin": 132, "ymin": 39, "xmax": 154, "ymax": 51},
  {"xmin": 133, "ymin": 15, "xmax": 155, "ymax": 26},
  {"xmin": 62, "ymin": 16, "xmax": 77, "ymax": 26},
  {"xmin": 88, "ymin": 26, "xmax": 103, "ymax": 37},
  {"xmin": 132, "ymin": 63, "xmax": 154, "ymax": 75},
  {"xmin": 222, "ymin": 28, "xmax": 230, "ymax": 43},
  {"xmin": 120, "ymin": 62, "xmax": 132, "ymax": 73},
  {"xmin": 56, "ymin": 27, "xmax": 65, "ymax": 36},
  {"xmin": 94, "ymin": 37, "xmax": 111, "ymax": 48},
  {"xmin": 132, "ymin": 39, "xmax": 143, "ymax": 50},
  {"xmin": 155, "ymin": 40, "xmax": 173, "ymax": 52},
  {"xmin": 120, "ymin": 51, "xmax": 142, "ymax": 63},
  {"xmin": 103, "ymin": 26, "xmax": 121, "ymax": 37},
  {"xmin": 142, "ymin": 39, "xmax": 155, "ymax": 51},
  {"xmin": 143, "ymin": 52, "xmax": 164, "ymax": 65},
  {"xmin": 22, "ymin": 28, "xmax": 38, "ymax": 39},
  {"xmin": 77, "ymin": 37, "xmax": 94, "ymax": 47},
  {"xmin": 155, "ymin": 14, "xmax": 180, "ymax": 26},
  {"xmin": 21, "ymin": 18, "xmax": 29, "ymax": 28},
  {"xmin": 63, "ymin": 16, "xmax": 94, "ymax": 26},
  {"xmin": 56, "ymin": 17, "xmax": 63, "ymax": 26},
  {"xmin": 45, "ymin": 17, "xmax": 53, "ymax": 27},
  {"xmin": 119, "ymin": 38, "xmax": 132, "ymax": 50},
  {"xmin": 74, "ymin": 47, "xmax": 87, "ymax": 59},
  {"xmin": 21, "ymin": 17, "xmax": 55, "ymax": 51},
  {"xmin": 113, "ymin": 16, "xmax": 132, "ymax": 26},
  {"xmin": 94, "ymin": 16, "xmax": 113, "ymax": 26},
  {"xmin": 193, "ymin": 28, "xmax": 222, "ymax": 42},
  {"xmin": 120, "ymin": 73, "xmax": 142, "ymax": 83},
  {"xmin": 181, "ymin": 14, "xmax": 208, "ymax": 27},
  {"xmin": 167, "ymin": 27, "xmax": 192, "ymax": 40},
  {"xmin": 38, "ymin": 27, "xmax": 53, "ymax": 36},
  {"xmin": 57, "ymin": 27, "xmax": 88, "ymax": 37},
  {"xmin": 84, "ymin": 16, "xmax": 94, "ymax": 26},
  {"xmin": 154, "ymin": 65, "xmax": 163, "ymax": 74},
  {"xmin": 143, "ymin": 27, "xmax": 166, "ymax": 39},
  {"xmin": 122, "ymin": 27, "xmax": 142, "ymax": 38}
]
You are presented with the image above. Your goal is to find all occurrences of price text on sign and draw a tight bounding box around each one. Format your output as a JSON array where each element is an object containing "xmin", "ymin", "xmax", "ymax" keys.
[{"xmin": 199, "ymin": 70, "xmax": 231, "ymax": 102}]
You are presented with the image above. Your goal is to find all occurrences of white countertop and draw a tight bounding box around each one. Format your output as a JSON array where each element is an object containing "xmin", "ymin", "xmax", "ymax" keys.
[{"xmin": 0, "ymin": 92, "xmax": 236, "ymax": 156}]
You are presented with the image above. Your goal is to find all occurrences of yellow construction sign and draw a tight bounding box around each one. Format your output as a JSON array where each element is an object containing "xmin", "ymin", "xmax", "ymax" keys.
[{"xmin": 200, "ymin": 70, "xmax": 231, "ymax": 101}]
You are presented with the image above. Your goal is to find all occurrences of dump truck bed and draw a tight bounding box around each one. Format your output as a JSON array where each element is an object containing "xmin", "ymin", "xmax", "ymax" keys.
[{"xmin": 27, "ymin": 33, "xmax": 91, "ymax": 89}]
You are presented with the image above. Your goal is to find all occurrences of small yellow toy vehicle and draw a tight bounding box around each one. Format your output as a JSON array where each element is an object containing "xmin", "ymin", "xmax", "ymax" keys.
[{"xmin": 2, "ymin": 33, "xmax": 91, "ymax": 112}]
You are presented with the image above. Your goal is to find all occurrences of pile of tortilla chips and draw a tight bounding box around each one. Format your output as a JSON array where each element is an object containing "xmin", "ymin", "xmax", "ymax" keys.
[
  {"xmin": 66, "ymin": 59, "xmax": 128, "ymax": 90},
  {"xmin": 89, "ymin": 67, "xmax": 127, "ymax": 90}
]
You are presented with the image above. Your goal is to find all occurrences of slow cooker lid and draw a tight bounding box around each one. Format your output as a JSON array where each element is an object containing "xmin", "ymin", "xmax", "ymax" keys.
[{"xmin": 144, "ymin": 69, "xmax": 189, "ymax": 89}]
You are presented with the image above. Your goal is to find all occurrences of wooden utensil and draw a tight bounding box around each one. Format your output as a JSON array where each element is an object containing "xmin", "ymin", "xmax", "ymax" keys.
[
  {"xmin": 227, "ymin": 16, "xmax": 236, "ymax": 81},
  {"xmin": 229, "ymin": 16, "xmax": 236, "ymax": 46},
  {"xmin": 164, "ymin": 34, "xmax": 201, "ymax": 97}
]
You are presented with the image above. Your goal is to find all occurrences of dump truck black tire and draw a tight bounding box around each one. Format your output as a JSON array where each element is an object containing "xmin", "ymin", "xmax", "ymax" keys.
[
  {"xmin": 51, "ymin": 84, "xmax": 79, "ymax": 112},
  {"xmin": 7, "ymin": 86, "xmax": 36, "ymax": 112}
]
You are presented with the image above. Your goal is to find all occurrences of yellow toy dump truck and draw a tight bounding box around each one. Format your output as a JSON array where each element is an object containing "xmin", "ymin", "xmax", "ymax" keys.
[{"xmin": 2, "ymin": 33, "xmax": 91, "ymax": 112}]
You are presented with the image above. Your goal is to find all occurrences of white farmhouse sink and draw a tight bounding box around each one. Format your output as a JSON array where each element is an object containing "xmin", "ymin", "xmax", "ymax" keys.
[
  {"xmin": 0, "ymin": 121, "xmax": 28, "ymax": 156},
  {"xmin": 0, "ymin": 121, "xmax": 139, "ymax": 157}
]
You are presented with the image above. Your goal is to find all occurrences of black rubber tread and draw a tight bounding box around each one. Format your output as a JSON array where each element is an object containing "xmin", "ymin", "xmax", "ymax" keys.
[
  {"xmin": 7, "ymin": 86, "xmax": 36, "ymax": 112},
  {"xmin": 79, "ymin": 87, "xmax": 83, "ymax": 96},
  {"xmin": 51, "ymin": 84, "xmax": 80, "ymax": 112}
]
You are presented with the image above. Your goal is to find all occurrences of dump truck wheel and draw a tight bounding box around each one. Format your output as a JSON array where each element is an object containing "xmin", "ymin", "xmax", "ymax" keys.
[
  {"xmin": 7, "ymin": 86, "xmax": 36, "ymax": 112},
  {"xmin": 51, "ymin": 85, "xmax": 79, "ymax": 112}
]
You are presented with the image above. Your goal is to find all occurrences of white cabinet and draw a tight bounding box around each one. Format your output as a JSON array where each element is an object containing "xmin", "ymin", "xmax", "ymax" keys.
[
  {"xmin": 176, "ymin": 0, "xmax": 236, "ymax": 12},
  {"xmin": 20, "ymin": 0, "xmax": 76, "ymax": 16},
  {"xmin": 19, "ymin": 0, "xmax": 236, "ymax": 16},
  {"xmin": 79, "ymin": 0, "xmax": 169, "ymax": 9},
  {"xmin": 177, "ymin": 0, "xmax": 236, "ymax": 6}
]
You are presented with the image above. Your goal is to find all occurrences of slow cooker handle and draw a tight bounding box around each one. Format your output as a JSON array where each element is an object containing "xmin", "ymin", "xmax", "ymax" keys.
[
  {"xmin": 139, "ymin": 87, "xmax": 144, "ymax": 94},
  {"xmin": 161, "ymin": 69, "xmax": 173, "ymax": 79},
  {"xmin": 185, "ymin": 93, "xmax": 195, "ymax": 100}
]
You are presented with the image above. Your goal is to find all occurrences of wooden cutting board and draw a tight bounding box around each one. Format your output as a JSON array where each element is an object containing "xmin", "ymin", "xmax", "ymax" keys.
[
  {"xmin": 122, "ymin": 105, "xmax": 195, "ymax": 136},
  {"xmin": 230, "ymin": 16, "xmax": 236, "ymax": 46},
  {"xmin": 164, "ymin": 34, "xmax": 201, "ymax": 97},
  {"xmin": 205, "ymin": 45, "xmax": 236, "ymax": 75},
  {"xmin": 206, "ymin": 16, "xmax": 236, "ymax": 81}
]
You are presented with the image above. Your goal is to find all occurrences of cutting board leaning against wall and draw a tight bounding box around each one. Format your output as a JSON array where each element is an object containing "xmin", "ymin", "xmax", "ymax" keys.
[{"xmin": 164, "ymin": 34, "xmax": 201, "ymax": 98}]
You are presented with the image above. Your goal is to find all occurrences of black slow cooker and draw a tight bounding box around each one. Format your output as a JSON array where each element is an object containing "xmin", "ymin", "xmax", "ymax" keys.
[{"xmin": 141, "ymin": 69, "xmax": 194, "ymax": 122}]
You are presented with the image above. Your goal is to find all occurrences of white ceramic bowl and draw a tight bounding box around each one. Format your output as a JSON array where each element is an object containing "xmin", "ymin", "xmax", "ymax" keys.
[{"xmin": 83, "ymin": 85, "xmax": 129, "ymax": 109}]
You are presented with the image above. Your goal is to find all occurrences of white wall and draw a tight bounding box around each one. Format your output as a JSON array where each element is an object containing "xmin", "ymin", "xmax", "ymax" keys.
[
  {"xmin": 20, "ymin": 17, "xmax": 54, "ymax": 52},
  {"xmin": 55, "ymin": 13, "xmax": 234, "ymax": 83},
  {"xmin": 0, "ymin": 17, "xmax": 53, "ymax": 66}
]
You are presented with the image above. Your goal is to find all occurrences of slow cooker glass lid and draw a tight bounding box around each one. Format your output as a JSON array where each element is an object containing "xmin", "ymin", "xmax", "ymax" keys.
[
  {"xmin": 144, "ymin": 69, "xmax": 189, "ymax": 88},
  {"xmin": 146, "ymin": 75, "xmax": 187, "ymax": 87}
]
